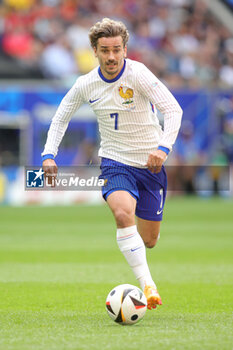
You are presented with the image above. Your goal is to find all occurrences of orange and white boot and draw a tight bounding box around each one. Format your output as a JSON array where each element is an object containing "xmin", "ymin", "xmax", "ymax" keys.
[{"xmin": 144, "ymin": 285, "xmax": 162, "ymax": 310}]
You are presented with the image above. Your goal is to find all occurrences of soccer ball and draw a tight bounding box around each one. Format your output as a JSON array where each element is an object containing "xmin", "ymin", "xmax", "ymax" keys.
[{"xmin": 105, "ymin": 284, "xmax": 147, "ymax": 325}]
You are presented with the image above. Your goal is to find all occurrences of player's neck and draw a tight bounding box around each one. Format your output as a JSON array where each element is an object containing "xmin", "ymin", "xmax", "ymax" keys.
[{"xmin": 99, "ymin": 59, "xmax": 126, "ymax": 82}]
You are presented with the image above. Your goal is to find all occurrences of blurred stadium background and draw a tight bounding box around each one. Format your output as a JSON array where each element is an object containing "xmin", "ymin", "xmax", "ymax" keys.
[{"xmin": 0, "ymin": 0, "xmax": 232, "ymax": 204}]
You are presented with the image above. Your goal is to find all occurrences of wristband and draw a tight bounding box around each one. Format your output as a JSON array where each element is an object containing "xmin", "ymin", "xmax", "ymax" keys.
[
  {"xmin": 42, "ymin": 154, "xmax": 55, "ymax": 161},
  {"xmin": 158, "ymin": 146, "xmax": 170, "ymax": 155}
]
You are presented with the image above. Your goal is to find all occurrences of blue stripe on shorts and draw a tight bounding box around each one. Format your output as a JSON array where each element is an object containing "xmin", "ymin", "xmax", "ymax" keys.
[{"xmin": 99, "ymin": 157, "xmax": 167, "ymax": 221}]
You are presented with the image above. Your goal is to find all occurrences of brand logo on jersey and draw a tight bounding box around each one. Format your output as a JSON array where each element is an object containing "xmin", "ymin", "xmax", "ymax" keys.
[
  {"xmin": 89, "ymin": 98, "xmax": 100, "ymax": 104},
  {"xmin": 118, "ymin": 85, "xmax": 135, "ymax": 110}
]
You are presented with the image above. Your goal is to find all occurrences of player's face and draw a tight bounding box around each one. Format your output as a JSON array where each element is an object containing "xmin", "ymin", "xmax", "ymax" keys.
[{"xmin": 94, "ymin": 36, "xmax": 127, "ymax": 80}]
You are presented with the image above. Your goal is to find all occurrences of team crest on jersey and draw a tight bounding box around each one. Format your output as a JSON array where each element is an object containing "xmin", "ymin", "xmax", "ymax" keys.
[{"xmin": 118, "ymin": 85, "xmax": 135, "ymax": 110}]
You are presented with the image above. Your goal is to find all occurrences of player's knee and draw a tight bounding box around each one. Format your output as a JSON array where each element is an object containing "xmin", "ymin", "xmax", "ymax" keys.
[
  {"xmin": 113, "ymin": 207, "xmax": 134, "ymax": 227},
  {"xmin": 144, "ymin": 239, "xmax": 156, "ymax": 249},
  {"xmin": 144, "ymin": 232, "xmax": 160, "ymax": 249}
]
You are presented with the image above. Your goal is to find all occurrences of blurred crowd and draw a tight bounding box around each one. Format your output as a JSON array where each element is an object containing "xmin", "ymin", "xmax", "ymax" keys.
[{"xmin": 0, "ymin": 0, "xmax": 233, "ymax": 88}]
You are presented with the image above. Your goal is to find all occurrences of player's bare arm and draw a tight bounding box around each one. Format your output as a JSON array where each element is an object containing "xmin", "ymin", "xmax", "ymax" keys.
[{"xmin": 146, "ymin": 150, "xmax": 167, "ymax": 174}]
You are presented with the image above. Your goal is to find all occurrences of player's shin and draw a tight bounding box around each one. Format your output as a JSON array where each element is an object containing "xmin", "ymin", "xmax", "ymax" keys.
[{"xmin": 116, "ymin": 225, "xmax": 156, "ymax": 290}]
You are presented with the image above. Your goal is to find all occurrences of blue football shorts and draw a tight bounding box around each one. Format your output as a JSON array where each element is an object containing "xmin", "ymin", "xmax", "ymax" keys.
[{"xmin": 99, "ymin": 157, "xmax": 167, "ymax": 221}]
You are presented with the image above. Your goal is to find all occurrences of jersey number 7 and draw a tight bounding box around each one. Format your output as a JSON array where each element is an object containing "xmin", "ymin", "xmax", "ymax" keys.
[{"xmin": 110, "ymin": 113, "xmax": 119, "ymax": 130}]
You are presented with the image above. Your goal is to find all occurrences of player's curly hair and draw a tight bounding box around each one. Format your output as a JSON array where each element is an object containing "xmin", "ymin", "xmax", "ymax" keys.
[{"xmin": 89, "ymin": 18, "xmax": 129, "ymax": 48}]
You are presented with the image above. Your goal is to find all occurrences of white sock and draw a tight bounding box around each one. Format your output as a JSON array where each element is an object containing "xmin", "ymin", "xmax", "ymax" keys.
[{"xmin": 117, "ymin": 225, "xmax": 156, "ymax": 290}]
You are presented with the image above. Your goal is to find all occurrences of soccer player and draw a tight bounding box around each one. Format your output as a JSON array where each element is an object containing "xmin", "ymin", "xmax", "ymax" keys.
[{"xmin": 42, "ymin": 18, "xmax": 183, "ymax": 310}]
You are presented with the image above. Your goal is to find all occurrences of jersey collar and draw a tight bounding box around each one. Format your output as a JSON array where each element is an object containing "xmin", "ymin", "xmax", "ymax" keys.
[{"xmin": 98, "ymin": 59, "xmax": 126, "ymax": 83}]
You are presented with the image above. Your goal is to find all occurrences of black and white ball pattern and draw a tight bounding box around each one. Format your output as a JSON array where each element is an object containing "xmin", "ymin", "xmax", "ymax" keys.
[{"xmin": 106, "ymin": 284, "xmax": 147, "ymax": 325}]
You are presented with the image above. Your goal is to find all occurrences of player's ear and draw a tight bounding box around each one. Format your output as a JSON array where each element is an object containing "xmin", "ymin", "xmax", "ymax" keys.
[
  {"xmin": 124, "ymin": 45, "xmax": 127, "ymax": 58},
  {"xmin": 93, "ymin": 46, "xmax": 97, "ymax": 57}
]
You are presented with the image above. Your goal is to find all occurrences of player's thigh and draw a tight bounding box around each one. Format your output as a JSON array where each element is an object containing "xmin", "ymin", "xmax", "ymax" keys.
[
  {"xmin": 137, "ymin": 217, "xmax": 161, "ymax": 248},
  {"xmin": 106, "ymin": 190, "xmax": 137, "ymax": 227}
]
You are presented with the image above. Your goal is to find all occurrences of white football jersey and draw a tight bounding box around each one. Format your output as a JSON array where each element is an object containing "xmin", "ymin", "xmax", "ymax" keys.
[{"xmin": 42, "ymin": 58, "xmax": 183, "ymax": 167}]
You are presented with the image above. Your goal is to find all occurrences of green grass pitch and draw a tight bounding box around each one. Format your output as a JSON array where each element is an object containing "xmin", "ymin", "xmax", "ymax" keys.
[{"xmin": 0, "ymin": 197, "xmax": 232, "ymax": 350}]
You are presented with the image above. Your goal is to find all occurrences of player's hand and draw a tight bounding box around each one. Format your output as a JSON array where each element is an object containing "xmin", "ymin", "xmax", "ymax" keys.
[
  {"xmin": 146, "ymin": 150, "xmax": 167, "ymax": 174},
  {"xmin": 42, "ymin": 159, "xmax": 58, "ymax": 186}
]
